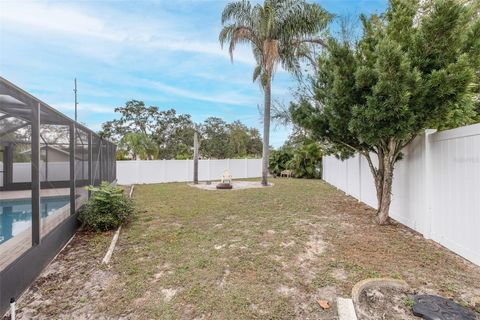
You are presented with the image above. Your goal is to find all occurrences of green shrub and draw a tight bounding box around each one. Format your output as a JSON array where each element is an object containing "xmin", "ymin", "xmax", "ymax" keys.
[
  {"xmin": 269, "ymin": 143, "xmax": 322, "ymax": 178},
  {"xmin": 78, "ymin": 182, "xmax": 135, "ymax": 231},
  {"xmin": 269, "ymin": 148, "xmax": 294, "ymax": 176},
  {"xmin": 286, "ymin": 143, "xmax": 322, "ymax": 179}
]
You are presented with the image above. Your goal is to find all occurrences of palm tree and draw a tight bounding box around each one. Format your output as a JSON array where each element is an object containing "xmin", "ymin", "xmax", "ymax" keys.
[
  {"xmin": 219, "ymin": 0, "xmax": 331, "ymax": 185},
  {"xmin": 119, "ymin": 132, "xmax": 158, "ymax": 160}
]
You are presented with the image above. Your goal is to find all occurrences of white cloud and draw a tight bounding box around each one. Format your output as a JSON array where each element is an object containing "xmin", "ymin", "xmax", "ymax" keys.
[
  {"xmin": 142, "ymin": 79, "xmax": 258, "ymax": 106},
  {"xmin": 0, "ymin": 0, "xmax": 294, "ymax": 147},
  {"xmin": 0, "ymin": 2, "xmax": 122, "ymax": 41},
  {"xmin": 0, "ymin": 1, "xmax": 256, "ymax": 65}
]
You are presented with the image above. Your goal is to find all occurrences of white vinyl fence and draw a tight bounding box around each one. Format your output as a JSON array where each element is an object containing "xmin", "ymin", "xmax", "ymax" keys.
[
  {"xmin": 323, "ymin": 123, "xmax": 480, "ymax": 266},
  {"xmin": 11, "ymin": 161, "xmax": 89, "ymax": 183},
  {"xmin": 117, "ymin": 158, "xmax": 262, "ymax": 185}
]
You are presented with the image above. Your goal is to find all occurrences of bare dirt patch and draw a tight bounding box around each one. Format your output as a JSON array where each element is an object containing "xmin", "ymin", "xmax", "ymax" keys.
[{"xmin": 8, "ymin": 230, "xmax": 115, "ymax": 319}]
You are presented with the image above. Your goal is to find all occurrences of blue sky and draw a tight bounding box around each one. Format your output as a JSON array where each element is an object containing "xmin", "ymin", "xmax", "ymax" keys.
[{"xmin": 0, "ymin": 0, "xmax": 387, "ymax": 147}]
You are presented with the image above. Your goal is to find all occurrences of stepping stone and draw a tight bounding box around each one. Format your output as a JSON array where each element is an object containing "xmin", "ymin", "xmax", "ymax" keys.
[
  {"xmin": 337, "ymin": 298, "xmax": 358, "ymax": 320},
  {"xmin": 412, "ymin": 294, "xmax": 478, "ymax": 320}
]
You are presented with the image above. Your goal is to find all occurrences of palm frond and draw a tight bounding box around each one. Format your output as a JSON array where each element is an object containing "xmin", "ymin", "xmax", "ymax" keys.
[
  {"xmin": 220, "ymin": 0, "xmax": 331, "ymax": 82},
  {"xmin": 221, "ymin": 0, "xmax": 253, "ymax": 25},
  {"xmin": 253, "ymin": 65, "xmax": 262, "ymax": 82}
]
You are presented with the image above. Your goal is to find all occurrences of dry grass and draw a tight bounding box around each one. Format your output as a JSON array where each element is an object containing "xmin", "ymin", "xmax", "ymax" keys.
[
  {"xmin": 99, "ymin": 179, "xmax": 480, "ymax": 319},
  {"xmin": 10, "ymin": 179, "xmax": 480, "ymax": 319}
]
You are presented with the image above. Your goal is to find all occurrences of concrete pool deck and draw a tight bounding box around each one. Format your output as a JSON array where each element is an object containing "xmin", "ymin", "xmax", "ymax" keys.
[
  {"xmin": 0, "ymin": 188, "xmax": 70, "ymax": 201},
  {"xmin": 0, "ymin": 191, "xmax": 87, "ymax": 272}
]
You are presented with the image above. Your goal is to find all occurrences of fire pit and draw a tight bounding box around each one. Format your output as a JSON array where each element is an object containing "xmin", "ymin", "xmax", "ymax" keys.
[
  {"xmin": 216, "ymin": 169, "xmax": 233, "ymax": 189},
  {"xmin": 216, "ymin": 182, "xmax": 232, "ymax": 189}
]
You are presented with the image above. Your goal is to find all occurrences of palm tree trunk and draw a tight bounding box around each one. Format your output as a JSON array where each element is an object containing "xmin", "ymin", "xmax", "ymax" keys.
[
  {"xmin": 261, "ymin": 79, "xmax": 271, "ymax": 186},
  {"xmin": 193, "ymin": 131, "xmax": 199, "ymax": 184}
]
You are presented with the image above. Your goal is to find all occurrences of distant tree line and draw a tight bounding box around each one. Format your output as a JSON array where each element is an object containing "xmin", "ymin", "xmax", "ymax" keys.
[{"xmin": 100, "ymin": 100, "xmax": 262, "ymax": 160}]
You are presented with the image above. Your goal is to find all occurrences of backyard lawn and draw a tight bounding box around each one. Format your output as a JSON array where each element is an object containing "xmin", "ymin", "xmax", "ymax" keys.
[{"xmin": 13, "ymin": 179, "xmax": 480, "ymax": 319}]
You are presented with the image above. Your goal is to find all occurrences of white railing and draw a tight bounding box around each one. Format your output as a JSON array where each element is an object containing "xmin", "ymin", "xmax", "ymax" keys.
[
  {"xmin": 323, "ymin": 123, "xmax": 480, "ymax": 266},
  {"xmin": 116, "ymin": 158, "xmax": 262, "ymax": 185}
]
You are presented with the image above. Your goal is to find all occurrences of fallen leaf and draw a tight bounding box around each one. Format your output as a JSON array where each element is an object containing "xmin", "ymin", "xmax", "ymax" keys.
[{"xmin": 318, "ymin": 300, "xmax": 331, "ymax": 310}]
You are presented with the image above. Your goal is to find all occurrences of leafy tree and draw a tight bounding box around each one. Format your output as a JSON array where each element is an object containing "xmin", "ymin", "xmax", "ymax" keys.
[
  {"xmin": 227, "ymin": 120, "xmax": 250, "ymax": 157},
  {"xmin": 269, "ymin": 147, "xmax": 293, "ymax": 176},
  {"xmin": 291, "ymin": 0, "xmax": 480, "ymax": 224},
  {"xmin": 101, "ymin": 100, "xmax": 159, "ymax": 140},
  {"xmin": 219, "ymin": 0, "xmax": 331, "ymax": 185},
  {"xmin": 227, "ymin": 121, "xmax": 263, "ymax": 158},
  {"xmin": 286, "ymin": 143, "xmax": 322, "ymax": 178},
  {"xmin": 269, "ymin": 142, "xmax": 322, "ymax": 178},
  {"xmin": 246, "ymin": 127, "xmax": 263, "ymax": 157},
  {"xmin": 100, "ymin": 102, "xmax": 196, "ymax": 159},
  {"xmin": 199, "ymin": 117, "xmax": 263, "ymax": 159},
  {"xmin": 102, "ymin": 101, "xmax": 266, "ymax": 160},
  {"xmin": 152, "ymin": 109, "xmax": 196, "ymax": 159},
  {"xmin": 173, "ymin": 143, "xmax": 193, "ymax": 160},
  {"xmin": 200, "ymin": 117, "xmax": 230, "ymax": 158},
  {"xmin": 118, "ymin": 132, "xmax": 157, "ymax": 160}
]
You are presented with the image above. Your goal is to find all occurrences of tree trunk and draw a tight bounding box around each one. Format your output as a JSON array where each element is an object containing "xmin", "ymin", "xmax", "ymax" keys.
[
  {"xmin": 193, "ymin": 131, "xmax": 199, "ymax": 184},
  {"xmin": 375, "ymin": 152, "xmax": 395, "ymax": 225},
  {"xmin": 375, "ymin": 149, "xmax": 384, "ymax": 210},
  {"xmin": 364, "ymin": 151, "xmax": 395, "ymax": 225},
  {"xmin": 261, "ymin": 79, "xmax": 271, "ymax": 186},
  {"xmin": 377, "ymin": 160, "xmax": 394, "ymax": 224}
]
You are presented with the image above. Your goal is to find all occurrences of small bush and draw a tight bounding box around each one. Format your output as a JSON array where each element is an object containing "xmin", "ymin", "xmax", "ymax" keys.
[
  {"xmin": 269, "ymin": 148, "xmax": 294, "ymax": 176},
  {"xmin": 269, "ymin": 143, "xmax": 322, "ymax": 178},
  {"xmin": 78, "ymin": 182, "xmax": 135, "ymax": 231}
]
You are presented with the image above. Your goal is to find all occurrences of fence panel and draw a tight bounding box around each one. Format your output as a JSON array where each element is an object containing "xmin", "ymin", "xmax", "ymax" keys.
[
  {"xmin": 229, "ymin": 159, "xmax": 247, "ymax": 178},
  {"xmin": 430, "ymin": 126, "xmax": 480, "ymax": 265},
  {"xmin": 322, "ymin": 123, "xmax": 480, "ymax": 266},
  {"xmin": 165, "ymin": 160, "xmax": 188, "ymax": 183},
  {"xmin": 246, "ymin": 159, "xmax": 261, "ymax": 177},
  {"xmin": 117, "ymin": 159, "xmax": 262, "ymax": 185},
  {"xmin": 389, "ymin": 136, "xmax": 427, "ymax": 234}
]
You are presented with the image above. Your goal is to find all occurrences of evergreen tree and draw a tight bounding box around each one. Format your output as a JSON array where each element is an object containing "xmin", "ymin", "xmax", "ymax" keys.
[{"xmin": 291, "ymin": 0, "xmax": 480, "ymax": 224}]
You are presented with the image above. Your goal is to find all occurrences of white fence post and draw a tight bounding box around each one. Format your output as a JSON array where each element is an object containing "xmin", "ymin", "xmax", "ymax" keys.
[
  {"xmin": 358, "ymin": 154, "xmax": 362, "ymax": 202},
  {"xmin": 345, "ymin": 158, "xmax": 349, "ymax": 195},
  {"xmin": 423, "ymin": 129, "xmax": 436, "ymax": 239}
]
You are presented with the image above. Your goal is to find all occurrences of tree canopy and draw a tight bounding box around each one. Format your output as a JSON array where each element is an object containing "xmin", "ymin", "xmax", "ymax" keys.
[
  {"xmin": 101, "ymin": 100, "xmax": 262, "ymax": 160},
  {"xmin": 291, "ymin": 0, "xmax": 480, "ymax": 224}
]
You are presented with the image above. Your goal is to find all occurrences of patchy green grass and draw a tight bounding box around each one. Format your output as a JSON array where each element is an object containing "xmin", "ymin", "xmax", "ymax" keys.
[{"xmin": 92, "ymin": 179, "xmax": 480, "ymax": 319}]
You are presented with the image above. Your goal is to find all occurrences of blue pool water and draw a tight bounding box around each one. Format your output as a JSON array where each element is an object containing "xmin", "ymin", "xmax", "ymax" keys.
[{"xmin": 0, "ymin": 196, "xmax": 70, "ymax": 244}]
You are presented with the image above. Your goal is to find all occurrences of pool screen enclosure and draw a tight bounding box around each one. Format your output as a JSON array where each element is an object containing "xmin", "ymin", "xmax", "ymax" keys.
[{"xmin": 0, "ymin": 77, "xmax": 116, "ymax": 315}]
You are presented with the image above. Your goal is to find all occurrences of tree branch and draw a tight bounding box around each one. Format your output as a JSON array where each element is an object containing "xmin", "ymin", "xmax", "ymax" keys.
[
  {"xmin": 295, "ymin": 38, "xmax": 329, "ymax": 49},
  {"xmin": 361, "ymin": 151, "xmax": 378, "ymax": 177}
]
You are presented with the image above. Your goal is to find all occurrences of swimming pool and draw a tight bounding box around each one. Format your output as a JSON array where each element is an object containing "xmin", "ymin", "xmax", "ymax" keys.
[{"xmin": 0, "ymin": 196, "xmax": 70, "ymax": 244}]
